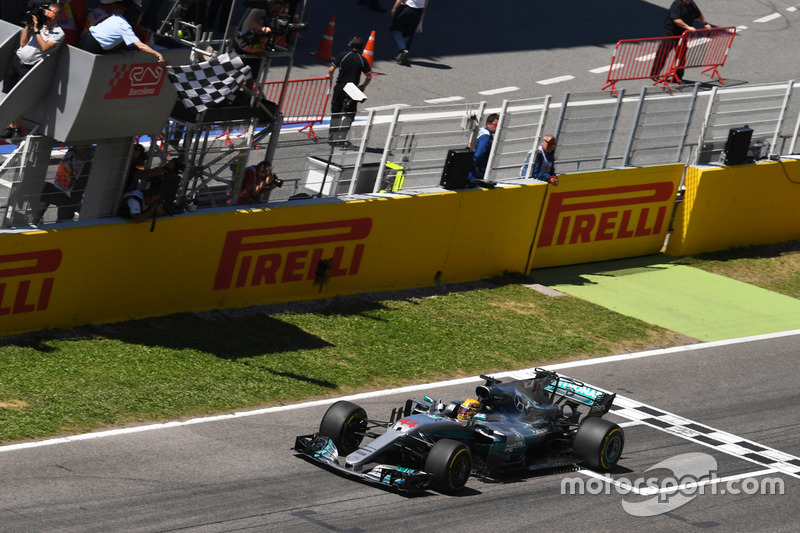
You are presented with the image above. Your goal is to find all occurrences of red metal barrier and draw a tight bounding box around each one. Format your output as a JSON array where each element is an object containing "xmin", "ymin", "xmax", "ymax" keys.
[
  {"xmin": 261, "ymin": 76, "xmax": 331, "ymax": 142},
  {"xmin": 601, "ymin": 35, "xmax": 682, "ymax": 96},
  {"xmin": 602, "ymin": 26, "xmax": 737, "ymax": 95},
  {"xmin": 674, "ymin": 26, "xmax": 737, "ymax": 84}
]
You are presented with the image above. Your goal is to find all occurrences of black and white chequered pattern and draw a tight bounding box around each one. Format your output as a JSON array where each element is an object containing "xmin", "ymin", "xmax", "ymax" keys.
[
  {"xmin": 166, "ymin": 53, "xmax": 252, "ymax": 113},
  {"xmin": 509, "ymin": 368, "xmax": 800, "ymax": 478},
  {"xmin": 610, "ymin": 395, "xmax": 800, "ymax": 478}
]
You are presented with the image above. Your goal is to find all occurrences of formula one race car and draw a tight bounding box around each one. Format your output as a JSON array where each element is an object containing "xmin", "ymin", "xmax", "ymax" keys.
[{"xmin": 293, "ymin": 368, "xmax": 624, "ymax": 493}]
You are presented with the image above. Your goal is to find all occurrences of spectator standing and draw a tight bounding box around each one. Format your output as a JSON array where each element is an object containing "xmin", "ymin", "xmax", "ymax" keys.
[
  {"xmin": 650, "ymin": 0, "xmax": 712, "ymax": 82},
  {"xmin": 1, "ymin": 2, "xmax": 65, "ymax": 140},
  {"xmin": 327, "ymin": 37, "xmax": 372, "ymax": 143},
  {"xmin": 79, "ymin": 2, "xmax": 165, "ymax": 64},
  {"xmin": 237, "ymin": 160, "xmax": 280, "ymax": 204},
  {"xmin": 520, "ymin": 135, "xmax": 559, "ymax": 185},
  {"xmin": 468, "ymin": 113, "xmax": 498, "ymax": 182},
  {"xmin": 390, "ymin": 0, "xmax": 427, "ymax": 64}
]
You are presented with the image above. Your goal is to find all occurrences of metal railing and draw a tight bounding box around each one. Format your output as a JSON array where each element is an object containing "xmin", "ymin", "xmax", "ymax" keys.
[{"xmin": 2, "ymin": 80, "xmax": 799, "ymax": 227}]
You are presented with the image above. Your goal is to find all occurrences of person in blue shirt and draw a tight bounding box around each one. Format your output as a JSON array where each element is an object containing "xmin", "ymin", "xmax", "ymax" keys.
[
  {"xmin": 468, "ymin": 113, "xmax": 498, "ymax": 182},
  {"xmin": 79, "ymin": 2, "xmax": 165, "ymax": 65},
  {"xmin": 520, "ymin": 135, "xmax": 559, "ymax": 185}
]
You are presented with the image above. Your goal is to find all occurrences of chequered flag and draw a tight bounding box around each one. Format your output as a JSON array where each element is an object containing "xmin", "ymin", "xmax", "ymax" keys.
[{"xmin": 166, "ymin": 52, "xmax": 252, "ymax": 113}]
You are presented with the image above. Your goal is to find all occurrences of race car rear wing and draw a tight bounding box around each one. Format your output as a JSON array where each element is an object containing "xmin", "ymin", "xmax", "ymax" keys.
[{"xmin": 539, "ymin": 369, "xmax": 616, "ymax": 418}]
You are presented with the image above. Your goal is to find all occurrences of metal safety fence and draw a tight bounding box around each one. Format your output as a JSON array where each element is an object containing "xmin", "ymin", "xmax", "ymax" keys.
[
  {"xmin": 261, "ymin": 76, "xmax": 331, "ymax": 142},
  {"xmin": 1, "ymin": 80, "xmax": 799, "ymax": 227},
  {"xmin": 603, "ymin": 27, "xmax": 737, "ymax": 96}
]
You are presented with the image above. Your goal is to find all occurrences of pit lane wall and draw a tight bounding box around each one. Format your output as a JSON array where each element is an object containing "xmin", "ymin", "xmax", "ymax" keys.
[
  {"xmin": 14, "ymin": 159, "xmax": 798, "ymax": 337},
  {"xmin": 666, "ymin": 158, "xmax": 800, "ymax": 256}
]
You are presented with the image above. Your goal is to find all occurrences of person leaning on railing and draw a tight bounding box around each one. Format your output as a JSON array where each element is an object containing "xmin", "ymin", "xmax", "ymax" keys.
[{"xmin": 78, "ymin": 1, "xmax": 165, "ymax": 65}]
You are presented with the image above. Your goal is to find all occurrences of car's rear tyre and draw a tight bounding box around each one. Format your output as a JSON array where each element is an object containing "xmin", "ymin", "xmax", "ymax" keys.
[
  {"xmin": 573, "ymin": 417, "xmax": 625, "ymax": 471},
  {"xmin": 424, "ymin": 439, "xmax": 472, "ymax": 493},
  {"xmin": 319, "ymin": 401, "xmax": 367, "ymax": 456}
]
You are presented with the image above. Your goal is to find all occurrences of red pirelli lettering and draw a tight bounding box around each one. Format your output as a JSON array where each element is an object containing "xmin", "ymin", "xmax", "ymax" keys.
[
  {"xmin": 214, "ymin": 218, "xmax": 372, "ymax": 290},
  {"xmin": 0, "ymin": 250, "xmax": 62, "ymax": 316},
  {"xmin": 538, "ymin": 182, "xmax": 674, "ymax": 247}
]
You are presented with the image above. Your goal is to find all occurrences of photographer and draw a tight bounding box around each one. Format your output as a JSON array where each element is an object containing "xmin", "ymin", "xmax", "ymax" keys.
[
  {"xmin": 234, "ymin": 0, "xmax": 286, "ymax": 55},
  {"xmin": 123, "ymin": 143, "xmax": 182, "ymax": 193},
  {"xmin": 1, "ymin": 1, "xmax": 64, "ymax": 140},
  {"xmin": 120, "ymin": 186, "xmax": 165, "ymax": 223},
  {"xmin": 237, "ymin": 160, "xmax": 281, "ymax": 205}
]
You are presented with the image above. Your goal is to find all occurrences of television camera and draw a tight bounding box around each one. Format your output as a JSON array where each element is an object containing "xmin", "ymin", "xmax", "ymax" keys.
[{"xmin": 24, "ymin": 0, "xmax": 52, "ymax": 27}]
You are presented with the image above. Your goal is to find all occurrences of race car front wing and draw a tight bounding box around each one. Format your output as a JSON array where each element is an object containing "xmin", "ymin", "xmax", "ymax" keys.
[{"xmin": 293, "ymin": 434, "xmax": 434, "ymax": 492}]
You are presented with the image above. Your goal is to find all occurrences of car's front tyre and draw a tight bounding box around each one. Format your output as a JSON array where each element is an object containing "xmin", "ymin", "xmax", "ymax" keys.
[
  {"xmin": 424, "ymin": 439, "xmax": 472, "ymax": 493},
  {"xmin": 319, "ymin": 401, "xmax": 367, "ymax": 456}
]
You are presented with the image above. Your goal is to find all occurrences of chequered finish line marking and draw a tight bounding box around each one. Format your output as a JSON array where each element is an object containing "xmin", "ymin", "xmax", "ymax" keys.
[
  {"xmin": 508, "ymin": 368, "xmax": 800, "ymax": 480},
  {"xmin": 608, "ymin": 395, "xmax": 800, "ymax": 479}
]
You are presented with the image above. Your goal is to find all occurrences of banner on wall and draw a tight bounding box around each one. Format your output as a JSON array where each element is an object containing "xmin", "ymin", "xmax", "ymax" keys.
[
  {"xmin": 529, "ymin": 165, "xmax": 685, "ymax": 269},
  {"xmin": 0, "ymin": 186, "xmax": 542, "ymax": 336}
]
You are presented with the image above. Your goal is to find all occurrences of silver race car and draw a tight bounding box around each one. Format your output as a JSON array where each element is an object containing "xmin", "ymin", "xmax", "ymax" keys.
[{"xmin": 294, "ymin": 368, "xmax": 624, "ymax": 493}]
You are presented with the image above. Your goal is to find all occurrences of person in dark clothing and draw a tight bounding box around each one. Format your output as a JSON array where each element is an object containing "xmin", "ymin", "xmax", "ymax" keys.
[
  {"xmin": 327, "ymin": 37, "xmax": 372, "ymax": 143},
  {"xmin": 650, "ymin": 0, "xmax": 712, "ymax": 82}
]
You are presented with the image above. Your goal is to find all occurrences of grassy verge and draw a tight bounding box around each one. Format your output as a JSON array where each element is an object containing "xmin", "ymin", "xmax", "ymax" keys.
[
  {"xmin": 0, "ymin": 274, "xmax": 691, "ymax": 444},
  {"xmin": 675, "ymin": 240, "xmax": 800, "ymax": 299},
  {"xmin": 3, "ymin": 240, "xmax": 799, "ymax": 446}
]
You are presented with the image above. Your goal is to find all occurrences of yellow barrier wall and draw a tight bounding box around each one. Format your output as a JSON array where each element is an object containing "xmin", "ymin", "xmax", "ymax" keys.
[
  {"xmin": 666, "ymin": 159, "xmax": 800, "ymax": 256},
  {"xmin": 0, "ymin": 185, "xmax": 544, "ymax": 336},
  {"xmin": 529, "ymin": 165, "xmax": 685, "ymax": 269}
]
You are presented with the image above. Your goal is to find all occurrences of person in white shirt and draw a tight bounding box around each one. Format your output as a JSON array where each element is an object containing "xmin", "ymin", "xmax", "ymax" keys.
[{"xmin": 1, "ymin": 2, "xmax": 64, "ymax": 140}]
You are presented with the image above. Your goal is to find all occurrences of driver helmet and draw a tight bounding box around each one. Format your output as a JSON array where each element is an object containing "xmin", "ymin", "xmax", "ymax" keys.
[{"xmin": 456, "ymin": 398, "xmax": 481, "ymax": 422}]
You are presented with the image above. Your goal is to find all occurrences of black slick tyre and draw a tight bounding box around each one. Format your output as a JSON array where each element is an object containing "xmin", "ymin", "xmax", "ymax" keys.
[
  {"xmin": 573, "ymin": 417, "xmax": 625, "ymax": 471},
  {"xmin": 319, "ymin": 400, "xmax": 367, "ymax": 456},
  {"xmin": 424, "ymin": 439, "xmax": 472, "ymax": 493}
]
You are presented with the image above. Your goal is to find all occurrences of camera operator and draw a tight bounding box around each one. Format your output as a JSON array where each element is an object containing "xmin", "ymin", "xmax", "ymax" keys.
[
  {"xmin": 1, "ymin": 2, "xmax": 64, "ymax": 140},
  {"xmin": 235, "ymin": 0, "xmax": 286, "ymax": 55},
  {"xmin": 237, "ymin": 160, "xmax": 281, "ymax": 205}
]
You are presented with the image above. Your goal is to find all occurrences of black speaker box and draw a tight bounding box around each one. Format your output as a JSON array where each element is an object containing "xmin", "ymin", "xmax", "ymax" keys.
[
  {"xmin": 724, "ymin": 126, "xmax": 753, "ymax": 166},
  {"xmin": 440, "ymin": 148, "xmax": 474, "ymax": 189}
]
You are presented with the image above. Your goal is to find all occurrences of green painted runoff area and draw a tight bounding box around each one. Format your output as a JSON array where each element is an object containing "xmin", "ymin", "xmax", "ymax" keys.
[{"xmin": 532, "ymin": 256, "xmax": 800, "ymax": 342}]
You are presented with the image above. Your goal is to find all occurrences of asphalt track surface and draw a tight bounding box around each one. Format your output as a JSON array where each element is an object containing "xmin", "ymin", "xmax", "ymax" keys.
[
  {"xmin": 2, "ymin": 2, "xmax": 800, "ymax": 531},
  {"xmin": 1, "ymin": 332, "xmax": 799, "ymax": 532}
]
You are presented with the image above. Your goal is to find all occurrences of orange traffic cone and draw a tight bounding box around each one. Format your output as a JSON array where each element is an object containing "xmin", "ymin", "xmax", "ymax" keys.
[
  {"xmin": 363, "ymin": 30, "xmax": 377, "ymax": 74},
  {"xmin": 311, "ymin": 16, "xmax": 335, "ymax": 61}
]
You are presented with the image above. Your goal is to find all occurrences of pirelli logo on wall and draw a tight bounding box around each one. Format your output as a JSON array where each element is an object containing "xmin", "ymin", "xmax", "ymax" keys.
[
  {"xmin": 532, "ymin": 181, "xmax": 677, "ymax": 267},
  {"xmin": 213, "ymin": 218, "xmax": 372, "ymax": 291},
  {"xmin": 0, "ymin": 250, "xmax": 62, "ymax": 317}
]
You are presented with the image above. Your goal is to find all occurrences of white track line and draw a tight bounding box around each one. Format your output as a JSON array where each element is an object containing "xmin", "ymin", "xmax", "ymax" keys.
[
  {"xmin": 2, "ymin": 329, "xmax": 800, "ymax": 453},
  {"xmin": 538, "ymin": 75, "xmax": 575, "ymax": 86},
  {"xmin": 479, "ymin": 86, "xmax": 519, "ymax": 96},
  {"xmin": 424, "ymin": 96, "xmax": 465, "ymax": 104},
  {"xmin": 754, "ymin": 13, "xmax": 782, "ymax": 23}
]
